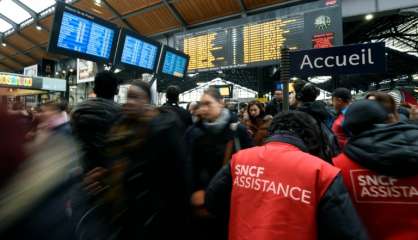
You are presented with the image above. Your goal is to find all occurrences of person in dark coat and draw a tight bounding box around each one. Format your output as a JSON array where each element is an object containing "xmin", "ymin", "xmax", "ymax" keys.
[
  {"xmin": 333, "ymin": 100, "xmax": 418, "ymax": 240},
  {"xmin": 185, "ymin": 87, "xmax": 253, "ymax": 240},
  {"xmin": 265, "ymin": 90, "xmax": 283, "ymax": 117},
  {"xmin": 205, "ymin": 111, "xmax": 368, "ymax": 240},
  {"xmin": 160, "ymin": 85, "xmax": 192, "ymax": 132},
  {"xmin": 82, "ymin": 80, "xmax": 190, "ymax": 240},
  {"xmin": 292, "ymin": 80, "xmax": 340, "ymax": 162},
  {"xmin": 71, "ymin": 71, "xmax": 122, "ymax": 172}
]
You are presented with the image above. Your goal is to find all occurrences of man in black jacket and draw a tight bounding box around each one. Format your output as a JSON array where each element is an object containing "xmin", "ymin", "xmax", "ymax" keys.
[
  {"xmin": 71, "ymin": 71, "xmax": 122, "ymax": 172},
  {"xmin": 205, "ymin": 111, "xmax": 367, "ymax": 240},
  {"xmin": 265, "ymin": 90, "xmax": 283, "ymax": 117},
  {"xmin": 160, "ymin": 85, "xmax": 192, "ymax": 132}
]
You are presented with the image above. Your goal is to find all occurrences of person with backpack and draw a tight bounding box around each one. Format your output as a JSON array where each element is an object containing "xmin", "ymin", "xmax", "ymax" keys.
[
  {"xmin": 291, "ymin": 80, "xmax": 340, "ymax": 162},
  {"xmin": 160, "ymin": 85, "xmax": 192, "ymax": 132},
  {"xmin": 185, "ymin": 87, "xmax": 253, "ymax": 240}
]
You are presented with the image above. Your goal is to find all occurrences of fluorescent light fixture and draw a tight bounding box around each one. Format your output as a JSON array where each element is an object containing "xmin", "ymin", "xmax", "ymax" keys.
[{"xmin": 365, "ymin": 14, "xmax": 374, "ymax": 21}]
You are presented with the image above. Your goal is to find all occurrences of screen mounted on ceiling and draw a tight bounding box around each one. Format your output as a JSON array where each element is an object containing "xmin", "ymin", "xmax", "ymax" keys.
[
  {"xmin": 48, "ymin": 2, "xmax": 119, "ymax": 63},
  {"xmin": 157, "ymin": 46, "xmax": 189, "ymax": 78}
]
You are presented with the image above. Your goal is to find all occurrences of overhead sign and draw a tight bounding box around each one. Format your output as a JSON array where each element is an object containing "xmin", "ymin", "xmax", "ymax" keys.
[
  {"xmin": 0, "ymin": 72, "xmax": 66, "ymax": 92},
  {"xmin": 290, "ymin": 42, "xmax": 386, "ymax": 76}
]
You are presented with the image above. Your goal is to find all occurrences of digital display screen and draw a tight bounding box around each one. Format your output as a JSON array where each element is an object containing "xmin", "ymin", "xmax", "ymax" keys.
[
  {"xmin": 161, "ymin": 50, "xmax": 188, "ymax": 78},
  {"xmin": 57, "ymin": 12, "xmax": 115, "ymax": 59},
  {"xmin": 174, "ymin": 0, "xmax": 342, "ymax": 72},
  {"xmin": 120, "ymin": 35, "xmax": 159, "ymax": 70},
  {"xmin": 48, "ymin": 2, "xmax": 119, "ymax": 63}
]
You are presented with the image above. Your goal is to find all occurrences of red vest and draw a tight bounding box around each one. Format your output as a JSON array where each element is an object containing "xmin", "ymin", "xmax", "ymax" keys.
[
  {"xmin": 333, "ymin": 153, "xmax": 418, "ymax": 240},
  {"xmin": 332, "ymin": 113, "xmax": 347, "ymax": 148},
  {"xmin": 229, "ymin": 142, "xmax": 339, "ymax": 240}
]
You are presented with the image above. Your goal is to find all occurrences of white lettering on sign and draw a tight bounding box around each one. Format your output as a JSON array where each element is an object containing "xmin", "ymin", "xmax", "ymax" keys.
[
  {"xmin": 300, "ymin": 54, "xmax": 313, "ymax": 70},
  {"xmin": 299, "ymin": 48, "xmax": 376, "ymax": 70},
  {"xmin": 350, "ymin": 170, "xmax": 418, "ymax": 204},
  {"xmin": 233, "ymin": 164, "xmax": 312, "ymax": 205}
]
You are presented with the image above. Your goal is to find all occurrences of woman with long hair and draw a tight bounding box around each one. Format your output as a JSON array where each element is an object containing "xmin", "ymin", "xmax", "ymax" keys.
[{"xmin": 243, "ymin": 100, "xmax": 273, "ymax": 146}]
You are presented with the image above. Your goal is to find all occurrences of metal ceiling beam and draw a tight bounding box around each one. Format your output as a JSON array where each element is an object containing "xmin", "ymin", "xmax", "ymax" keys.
[
  {"xmin": 162, "ymin": 0, "xmax": 187, "ymax": 28},
  {"xmin": 235, "ymin": 0, "xmax": 247, "ymax": 17},
  {"xmin": 12, "ymin": 0, "xmax": 37, "ymax": 18},
  {"xmin": 102, "ymin": 0, "xmax": 135, "ymax": 31}
]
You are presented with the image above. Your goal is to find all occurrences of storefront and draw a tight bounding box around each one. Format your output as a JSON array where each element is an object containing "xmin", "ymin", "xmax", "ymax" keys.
[{"xmin": 0, "ymin": 72, "xmax": 66, "ymax": 109}]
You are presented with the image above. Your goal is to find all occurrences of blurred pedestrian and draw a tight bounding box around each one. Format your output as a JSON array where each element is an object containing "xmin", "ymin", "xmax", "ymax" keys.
[
  {"xmin": 243, "ymin": 100, "xmax": 272, "ymax": 146},
  {"xmin": 82, "ymin": 80, "xmax": 190, "ymax": 239},
  {"xmin": 334, "ymin": 100, "xmax": 418, "ymax": 240},
  {"xmin": 206, "ymin": 111, "xmax": 367, "ymax": 240},
  {"xmin": 71, "ymin": 71, "xmax": 122, "ymax": 172},
  {"xmin": 366, "ymin": 92, "xmax": 400, "ymax": 123}
]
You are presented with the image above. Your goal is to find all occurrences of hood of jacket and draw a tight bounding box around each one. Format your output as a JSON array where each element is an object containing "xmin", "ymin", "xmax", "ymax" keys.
[
  {"xmin": 344, "ymin": 123, "xmax": 418, "ymax": 177},
  {"xmin": 298, "ymin": 101, "xmax": 332, "ymax": 122}
]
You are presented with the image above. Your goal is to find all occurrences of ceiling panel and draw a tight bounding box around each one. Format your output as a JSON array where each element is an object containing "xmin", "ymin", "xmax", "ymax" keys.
[
  {"xmin": 0, "ymin": 58, "xmax": 22, "ymax": 69},
  {"xmin": 174, "ymin": 0, "xmax": 241, "ymax": 25},
  {"xmin": 127, "ymin": 5, "xmax": 180, "ymax": 35},
  {"xmin": 20, "ymin": 26, "xmax": 49, "ymax": 45},
  {"xmin": 107, "ymin": 0, "xmax": 162, "ymax": 16},
  {"xmin": 73, "ymin": 0, "xmax": 115, "ymax": 20},
  {"xmin": 6, "ymin": 35, "xmax": 35, "ymax": 52},
  {"xmin": 244, "ymin": 0, "xmax": 290, "ymax": 10}
]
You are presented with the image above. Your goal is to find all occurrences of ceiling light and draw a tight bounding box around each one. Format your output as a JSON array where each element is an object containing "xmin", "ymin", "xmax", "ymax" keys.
[
  {"xmin": 365, "ymin": 14, "xmax": 374, "ymax": 21},
  {"xmin": 114, "ymin": 68, "xmax": 121, "ymax": 73},
  {"xmin": 62, "ymin": 70, "xmax": 66, "ymax": 74},
  {"xmin": 36, "ymin": 25, "xmax": 42, "ymax": 31},
  {"xmin": 55, "ymin": 71, "xmax": 59, "ymax": 75},
  {"xmin": 94, "ymin": 0, "xmax": 102, "ymax": 6},
  {"xmin": 1, "ymin": 43, "xmax": 6, "ymax": 47},
  {"xmin": 69, "ymin": 68, "xmax": 74, "ymax": 72}
]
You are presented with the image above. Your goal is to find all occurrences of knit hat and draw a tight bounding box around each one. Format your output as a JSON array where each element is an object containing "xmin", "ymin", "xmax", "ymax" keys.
[{"xmin": 344, "ymin": 100, "xmax": 389, "ymax": 135}]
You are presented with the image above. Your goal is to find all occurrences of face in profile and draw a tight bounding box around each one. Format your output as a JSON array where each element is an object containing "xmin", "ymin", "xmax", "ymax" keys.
[{"xmin": 199, "ymin": 94, "xmax": 223, "ymax": 122}]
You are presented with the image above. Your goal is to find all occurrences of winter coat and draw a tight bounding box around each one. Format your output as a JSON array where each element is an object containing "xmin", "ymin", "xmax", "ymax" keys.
[
  {"xmin": 333, "ymin": 123, "xmax": 418, "ymax": 240},
  {"xmin": 243, "ymin": 115, "xmax": 273, "ymax": 146},
  {"xmin": 71, "ymin": 98, "xmax": 122, "ymax": 171}
]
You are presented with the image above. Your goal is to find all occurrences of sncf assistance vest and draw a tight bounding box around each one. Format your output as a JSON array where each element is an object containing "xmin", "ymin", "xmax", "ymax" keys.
[
  {"xmin": 229, "ymin": 142, "xmax": 339, "ymax": 240},
  {"xmin": 333, "ymin": 153, "xmax": 418, "ymax": 240}
]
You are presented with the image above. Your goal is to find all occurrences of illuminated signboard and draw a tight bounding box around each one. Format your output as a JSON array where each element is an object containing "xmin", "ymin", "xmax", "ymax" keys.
[
  {"xmin": 175, "ymin": 0, "xmax": 342, "ymax": 72},
  {"xmin": 0, "ymin": 74, "xmax": 33, "ymax": 87}
]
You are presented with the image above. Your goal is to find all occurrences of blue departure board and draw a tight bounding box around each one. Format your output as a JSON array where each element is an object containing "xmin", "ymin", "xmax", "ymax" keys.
[
  {"xmin": 162, "ymin": 51, "xmax": 188, "ymax": 78},
  {"xmin": 120, "ymin": 35, "xmax": 159, "ymax": 70},
  {"xmin": 57, "ymin": 12, "xmax": 115, "ymax": 59}
]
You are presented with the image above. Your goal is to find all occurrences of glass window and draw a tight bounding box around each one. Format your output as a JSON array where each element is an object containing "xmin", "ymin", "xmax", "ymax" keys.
[
  {"xmin": 0, "ymin": 18, "xmax": 13, "ymax": 32},
  {"xmin": 0, "ymin": 0, "xmax": 32, "ymax": 24},
  {"xmin": 19, "ymin": 0, "xmax": 56, "ymax": 13}
]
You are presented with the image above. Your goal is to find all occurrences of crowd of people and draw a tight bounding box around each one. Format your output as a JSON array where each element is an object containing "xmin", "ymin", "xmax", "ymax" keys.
[{"xmin": 1, "ymin": 71, "xmax": 418, "ymax": 240}]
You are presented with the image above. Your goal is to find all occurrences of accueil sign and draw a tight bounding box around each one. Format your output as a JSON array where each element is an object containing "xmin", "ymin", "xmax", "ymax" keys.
[{"xmin": 290, "ymin": 42, "xmax": 386, "ymax": 76}]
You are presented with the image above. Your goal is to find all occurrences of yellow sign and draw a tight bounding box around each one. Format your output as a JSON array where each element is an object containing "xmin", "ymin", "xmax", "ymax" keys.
[{"xmin": 0, "ymin": 74, "xmax": 33, "ymax": 87}]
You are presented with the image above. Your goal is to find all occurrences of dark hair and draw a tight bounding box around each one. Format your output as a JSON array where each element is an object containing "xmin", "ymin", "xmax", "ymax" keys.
[
  {"xmin": 94, "ymin": 71, "xmax": 119, "ymax": 99},
  {"xmin": 294, "ymin": 80, "xmax": 320, "ymax": 103},
  {"xmin": 166, "ymin": 85, "xmax": 180, "ymax": 103},
  {"xmin": 332, "ymin": 88, "xmax": 352, "ymax": 102},
  {"xmin": 131, "ymin": 80, "xmax": 152, "ymax": 102},
  {"xmin": 247, "ymin": 100, "xmax": 265, "ymax": 121},
  {"xmin": 269, "ymin": 111, "xmax": 325, "ymax": 158},
  {"xmin": 203, "ymin": 87, "xmax": 223, "ymax": 102},
  {"xmin": 239, "ymin": 102, "xmax": 248, "ymax": 110},
  {"xmin": 366, "ymin": 92, "xmax": 399, "ymax": 121}
]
